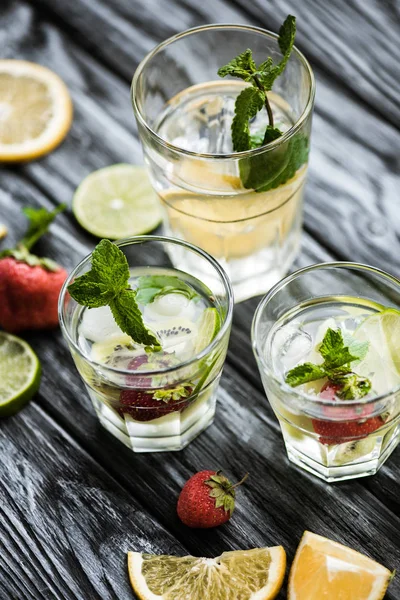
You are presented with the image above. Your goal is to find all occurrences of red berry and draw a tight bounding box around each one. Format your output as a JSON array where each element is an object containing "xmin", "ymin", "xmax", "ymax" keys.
[
  {"xmin": 119, "ymin": 357, "xmax": 192, "ymax": 421},
  {"xmin": 0, "ymin": 257, "xmax": 67, "ymax": 332},
  {"xmin": 177, "ymin": 470, "xmax": 248, "ymax": 529},
  {"xmin": 313, "ymin": 383, "xmax": 384, "ymax": 445},
  {"xmin": 319, "ymin": 382, "xmax": 342, "ymax": 401}
]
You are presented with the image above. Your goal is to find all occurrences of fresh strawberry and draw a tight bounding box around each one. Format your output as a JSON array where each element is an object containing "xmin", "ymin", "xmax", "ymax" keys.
[
  {"xmin": 177, "ymin": 470, "xmax": 248, "ymax": 529},
  {"xmin": 120, "ymin": 356, "xmax": 192, "ymax": 421},
  {"xmin": 0, "ymin": 204, "xmax": 67, "ymax": 332},
  {"xmin": 319, "ymin": 382, "xmax": 342, "ymax": 401},
  {"xmin": 0, "ymin": 258, "xmax": 67, "ymax": 332},
  {"xmin": 312, "ymin": 382, "xmax": 384, "ymax": 445}
]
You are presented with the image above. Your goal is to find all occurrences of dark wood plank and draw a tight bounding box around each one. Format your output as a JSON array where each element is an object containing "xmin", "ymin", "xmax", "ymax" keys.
[
  {"xmin": 232, "ymin": 0, "xmax": 400, "ymax": 129},
  {"xmin": 20, "ymin": 0, "xmax": 400, "ymax": 130},
  {"xmin": 0, "ymin": 403, "xmax": 188, "ymax": 600},
  {"xmin": 1, "ymin": 181, "xmax": 400, "ymax": 599}
]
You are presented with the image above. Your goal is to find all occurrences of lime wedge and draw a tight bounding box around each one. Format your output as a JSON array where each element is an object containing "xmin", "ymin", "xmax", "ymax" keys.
[
  {"xmin": 73, "ymin": 164, "xmax": 163, "ymax": 239},
  {"xmin": 194, "ymin": 307, "xmax": 221, "ymax": 355},
  {"xmin": 0, "ymin": 332, "xmax": 41, "ymax": 417},
  {"xmin": 352, "ymin": 308, "xmax": 400, "ymax": 394}
]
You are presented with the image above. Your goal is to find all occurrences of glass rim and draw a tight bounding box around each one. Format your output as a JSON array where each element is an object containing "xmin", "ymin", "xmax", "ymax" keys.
[
  {"xmin": 251, "ymin": 261, "xmax": 400, "ymax": 405},
  {"xmin": 58, "ymin": 235, "xmax": 234, "ymax": 377},
  {"xmin": 131, "ymin": 23, "xmax": 316, "ymax": 160}
]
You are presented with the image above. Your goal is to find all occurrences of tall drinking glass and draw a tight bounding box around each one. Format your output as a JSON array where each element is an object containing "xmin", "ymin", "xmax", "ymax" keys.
[
  {"xmin": 131, "ymin": 24, "xmax": 315, "ymax": 302},
  {"xmin": 59, "ymin": 236, "xmax": 233, "ymax": 452},
  {"xmin": 252, "ymin": 262, "xmax": 400, "ymax": 482}
]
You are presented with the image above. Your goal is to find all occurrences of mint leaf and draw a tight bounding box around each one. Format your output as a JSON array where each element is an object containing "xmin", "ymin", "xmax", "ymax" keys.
[
  {"xmin": 319, "ymin": 328, "xmax": 358, "ymax": 369},
  {"xmin": 110, "ymin": 289, "xmax": 161, "ymax": 349},
  {"xmin": 284, "ymin": 326, "xmax": 372, "ymax": 399},
  {"xmin": 21, "ymin": 204, "xmax": 66, "ymax": 251},
  {"xmin": 241, "ymin": 132, "xmax": 309, "ymax": 193},
  {"xmin": 218, "ymin": 49, "xmax": 256, "ymax": 80},
  {"xmin": 68, "ymin": 239, "xmax": 160, "ymax": 348},
  {"xmin": 277, "ymin": 15, "xmax": 296, "ymax": 72},
  {"xmin": 232, "ymin": 87, "xmax": 265, "ymax": 152},
  {"xmin": 91, "ymin": 238, "xmax": 130, "ymax": 291},
  {"xmin": 68, "ymin": 277, "xmax": 116, "ymax": 308},
  {"xmin": 286, "ymin": 363, "xmax": 326, "ymax": 387},
  {"xmin": 262, "ymin": 126, "xmax": 283, "ymax": 145},
  {"xmin": 328, "ymin": 371, "xmax": 372, "ymax": 400},
  {"xmin": 343, "ymin": 333, "xmax": 369, "ymax": 363}
]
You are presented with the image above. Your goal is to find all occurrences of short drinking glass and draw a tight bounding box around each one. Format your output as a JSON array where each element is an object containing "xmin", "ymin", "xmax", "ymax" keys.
[
  {"xmin": 131, "ymin": 24, "xmax": 315, "ymax": 302},
  {"xmin": 59, "ymin": 236, "xmax": 233, "ymax": 452},
  {"xmin": 252, "ymin": 262, "xmax": 400, "ymax": 482}
]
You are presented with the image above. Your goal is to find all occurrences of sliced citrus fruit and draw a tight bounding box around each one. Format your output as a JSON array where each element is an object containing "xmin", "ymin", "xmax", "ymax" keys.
[
  {"xmin": 72, "ymin": 164, "xmax": 163, "ymax": 238},
  {"xmin": 288, "ymin": 531, "xmax": 394, "ymax": 599},
  {"xmin": 0, "ymin": 224, "xmax": 7, "ymax": 239},
  {"xmin": 0, "ymin": 332, "xmax": 41, "ymax": 417},
  {"xmin": 353, "ymin": 308, "xmax": 400, "ymax": 394},
  {"xmin": 128, "ymin": 546, "xmax": 286, "ymax": 600},
  {"xmin": 0, "ymin": 60, "xmax": 72, "ymax": 162},
  {"xmin": 194, "ymin": 307, "xmax": 221, "ymax": 354}
]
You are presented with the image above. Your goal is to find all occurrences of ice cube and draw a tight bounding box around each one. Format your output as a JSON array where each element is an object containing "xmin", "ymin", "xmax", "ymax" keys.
[
  {"xmin": 271, "ymin": 323, "xmax": 312, "ymax": 372},
  {"xmin": 79, "ymin": 306, "xmax": 122, "ymax": 342},
  {"xmin": 144, "ymin": 294, "xmax": 196, "ymax": 321}
]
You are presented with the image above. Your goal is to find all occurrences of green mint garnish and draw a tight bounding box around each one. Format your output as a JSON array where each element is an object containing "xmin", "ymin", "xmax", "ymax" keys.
[
  {"xmin": 0, "ymin": 204, "xmax": 66, "ymax": 271},
  {"xmin": 285, "ymin": 327, "xmax": 372, "ymax": 400},
  {"xmin": 218, "ymin": 15, "xmax": 296, "ymax": 151},
  {"xmin": 135, "ymin": 275, "xmax": 198, "ymax": 305},
  {"xmin": 68, "ymin": 239, "xmax": 161, "ymax": 350}
]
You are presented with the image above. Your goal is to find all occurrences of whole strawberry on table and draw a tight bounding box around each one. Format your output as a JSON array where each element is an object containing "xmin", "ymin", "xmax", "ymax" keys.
[
  {"xmin": 0, "ymin": 204, "xmax": 67, "ymax": 332},
  {"xmin": 177, "ymin": 469, "xmax": 248, "ymax": 528}
]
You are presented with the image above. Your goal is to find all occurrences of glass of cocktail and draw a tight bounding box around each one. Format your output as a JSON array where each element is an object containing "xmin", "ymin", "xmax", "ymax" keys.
[
  {"xmin": 131, "ymin": 22, "xmax": 315, "ymax": 302},
  {"xmin": 59, "ymin": 236, "xmax": 233, "ymax": 452},
  {"xmin": 252, "ymin": 262, "xmax": 400, "ymax": 482}
]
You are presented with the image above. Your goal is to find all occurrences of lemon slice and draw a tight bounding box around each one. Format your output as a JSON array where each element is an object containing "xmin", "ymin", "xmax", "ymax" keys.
[
  {"xmin": 352, "ymin": 308, "xmax": 400, "ymax": 394},
  {"xmin": 0, "ymin": 224, "xmax": 7, "ymax": 239},
  {"xmin": 288, "ymin": 531, "xmax": 394, "ymax": 599},
  {"xmin": 0, "ymin": 332, "xmax": 41, "ymax": 417},
  {"xmin": 0, "ymin": 60, "xmax": 72, "ymax": 162},
  {"xmin": 73, "ymin": 164, "xmax": 163, "ymax": 238},
  {"xmin": 128, "ymin": 547, "xmax": 286, "ymax": 600}
]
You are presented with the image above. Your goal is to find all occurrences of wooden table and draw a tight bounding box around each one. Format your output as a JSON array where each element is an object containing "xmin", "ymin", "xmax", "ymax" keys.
[{"xmin": 1, "ymin": 1, "xmax": 400, "ymax": 598}]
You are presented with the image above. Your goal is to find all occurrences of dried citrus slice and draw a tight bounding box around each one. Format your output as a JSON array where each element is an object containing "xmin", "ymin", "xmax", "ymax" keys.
[
  {"xmin": 0, "ymin": 60, "xmax": 73, "ymax": 162},
  {"xmin": 288, "ymin": 531, "xmax": 394, "ymax": 599},
  {"xmin": 128, "ymin": 546, "xmax": 286, "ymax": 600}
]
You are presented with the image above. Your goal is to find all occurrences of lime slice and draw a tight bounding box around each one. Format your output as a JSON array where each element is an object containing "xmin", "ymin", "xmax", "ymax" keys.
[
  {"xmin": 128, "ymin": 546, "xmax": 286, "ymax": 600},
  {"xmin": 194, "ymin": 307, "xmax": 221, "ymax": 355},
  {"xmin": 0, "ymin": 332, "xmax": 41, "ymax": 417},
  {"xmin": 353, "ymin": 308, "xmax": 400, "ymax": 394},
  {"xmin": 73, "ymin": 164, "xmax": 163, "ymax": 239}
]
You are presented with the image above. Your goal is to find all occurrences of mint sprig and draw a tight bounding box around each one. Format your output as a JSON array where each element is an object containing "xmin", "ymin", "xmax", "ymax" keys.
[
  {"xmin": 0, "ymin": 204, "xmax": 66, "ymax": 271},
  {"xmin": 218, "ymin": 15, "xmax": 296, "ymax": 149},
  {"xmin": 68, "ymin": 239, "xmax": 160, "ymax": 349},
  {"xmin": 285, "ymin": 328, "xmax": 371, "ymax": 400}
]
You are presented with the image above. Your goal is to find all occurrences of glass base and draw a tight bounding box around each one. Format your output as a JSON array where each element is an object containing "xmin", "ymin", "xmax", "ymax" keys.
[
  {"xmin": 164, "ymin": 223, "xmax": 300, "ymax": 303},
  {"xmin": 284, "ymin": 426, "xmax": 400, "ymax": 482},
  {"xmin": 88, "ymin": 388, "xmax": 216, "ymax": 452}
]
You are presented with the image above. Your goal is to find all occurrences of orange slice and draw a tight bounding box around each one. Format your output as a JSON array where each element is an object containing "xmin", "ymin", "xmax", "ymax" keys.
[
  {"xmin": 288, "ymin": 531, "xmax": 394, "ymax": 599},
  {"xmin": 128, "ymin": 546, "xmax": 286, "ymax": 600}
]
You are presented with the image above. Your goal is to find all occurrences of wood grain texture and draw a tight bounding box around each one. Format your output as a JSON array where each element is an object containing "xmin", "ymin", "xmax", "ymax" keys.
[
  {"xmin": 1, "ymin": 0, "xmax": 400, "ymax": 597},
  {"xmin": 0, "ymin": 404, "xmax": 188, "ymax": 600}
]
